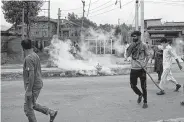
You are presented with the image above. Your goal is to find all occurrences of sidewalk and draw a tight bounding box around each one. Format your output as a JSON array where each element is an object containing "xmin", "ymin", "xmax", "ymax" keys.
[{"xmin": 1, "ymin": 63, "xmax": 155, "ymax": 81}]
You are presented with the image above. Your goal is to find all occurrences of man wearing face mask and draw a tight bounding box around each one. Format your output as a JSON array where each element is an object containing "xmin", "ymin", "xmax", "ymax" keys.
[{"xmin": 126, "ymin": 31, "xmax": 149, "ymax": 108}]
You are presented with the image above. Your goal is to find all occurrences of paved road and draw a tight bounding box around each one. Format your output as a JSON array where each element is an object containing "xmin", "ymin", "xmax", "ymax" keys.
[{"xmin": 1, "ymin": 71, "xmax": 184, "ymax": 122}]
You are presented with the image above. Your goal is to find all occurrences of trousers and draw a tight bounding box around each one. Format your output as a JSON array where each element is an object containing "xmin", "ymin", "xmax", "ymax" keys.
[
  {"xmin": 159, "ymin": 68, "xmax": 178, "ymax": 90},
  {"xmin": 130, "ymin": 69, "xmax": 147, "ymax": 103},
  {"xmin": 24, "ymin": 89, "xmax": 50, "ymax": 122}
]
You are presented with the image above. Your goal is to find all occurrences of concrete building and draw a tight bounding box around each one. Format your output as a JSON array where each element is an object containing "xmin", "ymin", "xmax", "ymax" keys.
[
  {"xmin": 144, "ymin": 19, "xmax": 184, "ymax": 55},
  {"xmin": 9, "ymin": 16, "xmax": 83, "ymax": 50}
]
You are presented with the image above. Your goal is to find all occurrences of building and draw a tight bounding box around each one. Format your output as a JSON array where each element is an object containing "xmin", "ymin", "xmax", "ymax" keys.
[
  {"xmin": 59, "ymin": 19, "xmax": 81, "ymax": 42},
  {"xmin": 144, "ymin": 19, "xmax": 184, "ymax": 45},
  {"xmin": 9, "ymin": 16, "xmax": 83, "ymax": 50},
  {"xmin": 144, "ymin": 18, "xmax": 162, "ymax": 29},
  {"xmin": 1, "ymin": 25, "xmax": 22, "ymax": 64},
  {"xmin": 144, "ymin": 19, "xmax": 184, "ymax": 55}
]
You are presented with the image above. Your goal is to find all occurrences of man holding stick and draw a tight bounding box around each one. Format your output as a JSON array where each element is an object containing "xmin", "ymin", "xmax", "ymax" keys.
[{"xmin": 126, "ymin": 31, "xmax": 149, "ymax": 108}]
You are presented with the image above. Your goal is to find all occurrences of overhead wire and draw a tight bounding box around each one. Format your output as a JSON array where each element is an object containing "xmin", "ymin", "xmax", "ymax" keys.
[
  {"xmin": 145, "ymin": 0, "xmax": 184, "ymax": 6},
  {"xmin": 89, "ymin": 0, "xmax": 134, "ymax": 17},
  {"xmin": 61, "ymin": 0, "xmax": 100, "ymax": 11},
  {"xmin": 87, "ymin": 0, "xmax": 92, "ymax": 17}
]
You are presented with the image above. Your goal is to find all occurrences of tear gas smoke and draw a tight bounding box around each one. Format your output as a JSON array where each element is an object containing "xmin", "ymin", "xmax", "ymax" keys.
[
  {"xmin": 172, "ymin": 38, "xmax": 184, "ymax": 62},
  {"xmin": 47, "ymin": 28, "xmax": 129, "ymax": 75}
]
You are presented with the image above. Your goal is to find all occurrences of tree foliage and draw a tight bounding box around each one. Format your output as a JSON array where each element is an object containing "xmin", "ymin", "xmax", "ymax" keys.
[
  {"xmin": 2, "ymin": 1, "xmax": 43, "ymax": 37},
  {"xmin": 98, "ymin": 24, "xmax": 114, "ymax": 32},
  {"xmin": 68, "ymin": 12, "xmax": 97, "ymax": 28}
]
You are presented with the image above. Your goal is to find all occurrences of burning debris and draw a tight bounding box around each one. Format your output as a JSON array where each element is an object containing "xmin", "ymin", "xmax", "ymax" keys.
[{"xmin": 44, "ymin": 27, "xmax": 131, "ymax": 76}]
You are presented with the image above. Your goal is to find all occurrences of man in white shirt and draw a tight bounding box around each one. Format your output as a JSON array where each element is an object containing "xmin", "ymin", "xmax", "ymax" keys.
[{"xmin": 157, "ymin": 37, "xmax": 183, "ymax": 95}]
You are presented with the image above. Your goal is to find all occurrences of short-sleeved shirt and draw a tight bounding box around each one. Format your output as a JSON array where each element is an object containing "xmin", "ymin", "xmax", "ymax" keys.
[{"xmin": 23, "ymin": 52, "xmax": 43, "ymax": 90}]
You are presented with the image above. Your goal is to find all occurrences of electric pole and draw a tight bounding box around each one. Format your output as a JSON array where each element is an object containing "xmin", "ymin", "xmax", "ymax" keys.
[
  {"xmin": 22, "ymin": 8, "xmax": 25, "ymax": 40},
  {"xmin": 81, "ymin": 0, "xmax": 85, "ymax": 30},
  {"xmin": 135, "ymin": 0, "xmax": 139, "ymax": 30},
  {"xmin": 140, "ymin": 0, "xmax": 144, "ymax": 42},
  {"xmin": 48, "ymin": 0, "xmax": 50, "ymax": 39},
  {"xmin": 81, "ymin": 0, "xmax": 85, "ymax": 41},
  {"xmin": 57, "ymin": 8, "xmax": 61, "ymax": 37},
  {"xmin": 22, "ymin": 8, "xmax": 25, "ymax": 60},
  {"xmin": 115, "ymin": 0, "xmax": 122, "ymax": 9}
]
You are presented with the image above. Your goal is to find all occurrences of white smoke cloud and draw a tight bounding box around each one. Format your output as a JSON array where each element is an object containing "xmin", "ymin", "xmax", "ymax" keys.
[
  {"xmin": 47, "ymin": 28, "xmax": 129, "ymax": 74},
  {"xmin": 172, "ymin": 38, "xmax": 184, "ymax": 62}
]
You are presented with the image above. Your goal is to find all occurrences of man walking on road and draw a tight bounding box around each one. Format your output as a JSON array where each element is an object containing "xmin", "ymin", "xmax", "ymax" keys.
[
  {"xmin": 21, "ymin": 39, "xmax": 58, "ymax": 122},
  {"xmin": 156, "ymin": 37, "xmax": 182, "ymax": 95},
  {"xmin": 126, "ymin": 31, "xmax": 149, "ymax": 108}
]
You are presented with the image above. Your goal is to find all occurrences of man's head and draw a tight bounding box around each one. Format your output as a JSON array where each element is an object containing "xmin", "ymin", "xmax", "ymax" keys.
[
  {"xmin": 160, "ymin": 37, "xmax": 168, "ymax": 48},
  {"xmin": 131, "ymin": 31, "xmax": 141, "ymax": 42},
  {"xmin": 21, "ymin": 39, "xmax": 32, "ymax": 50}
]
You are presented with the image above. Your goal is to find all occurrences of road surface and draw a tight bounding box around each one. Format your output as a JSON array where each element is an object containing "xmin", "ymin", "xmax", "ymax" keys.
[{"xmin": 1, "ymin": 72, "xmax": 184, "ymax": 122}]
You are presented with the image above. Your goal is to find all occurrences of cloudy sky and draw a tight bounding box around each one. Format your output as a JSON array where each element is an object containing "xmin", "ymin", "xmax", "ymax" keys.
[{"xmin": 1, "ymin": 0, "xmax": 184, "ymax": 27}]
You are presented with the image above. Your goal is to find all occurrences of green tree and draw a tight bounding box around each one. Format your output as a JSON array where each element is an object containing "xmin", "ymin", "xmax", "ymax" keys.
[
  {"xmin": 98, "ymin": 24, "xmax": 114, "ymax": 32},
  {"xmin": 2, "ymin": 1, "xmax": 43, "ymax": 38},
  {"xmin": 114, "ymin": 23, "xmax": 132, "ymax": 44},
  {"xmin": 68, "ymin": 12, "xmax": 97, "ymax": 28}
]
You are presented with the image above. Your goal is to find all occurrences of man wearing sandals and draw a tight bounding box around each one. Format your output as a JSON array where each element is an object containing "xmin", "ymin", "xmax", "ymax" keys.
[
  {"xmin": 21, "ymin": 39, "xmax": 58, "ymax": 122},
  {"xmin": 156, "ymin": 37, "xmax": 183, "ymax": 95}
]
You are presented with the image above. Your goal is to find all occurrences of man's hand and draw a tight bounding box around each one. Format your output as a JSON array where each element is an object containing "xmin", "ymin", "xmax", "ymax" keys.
[{"xmin": 25, "ymin": 90, "xmax": 32, "ymax": 99}]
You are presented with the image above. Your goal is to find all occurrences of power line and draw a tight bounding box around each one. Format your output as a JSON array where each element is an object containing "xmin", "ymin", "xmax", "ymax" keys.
[
  {"xmin": 131, "ymin": 2, "xmax": 140, "ymax": 26},
  {"xmin": 126, "ymin": 4, "xmax": 134, "ymax": 24},
  {"xmin": 89, "ymin": 7, "xmax": 119, "ymax": 17},
  {"xmin": 145, "ymin": 0, "xmax": 184, "ymax": 6},
  {"xmin": 158, "ymin": 0, "xmax": 184, "ymax": 3},
  {"xmin": 89, "ymin": 0, "xmax": 112, "ymax": 11},
  {"xmin": 89, "ymin": 3, "xmax": 115, "ymax": 14},
  {"xmin": 62, "ymin": 1, "xmax": 114, "ymax": 17},
  {"xmin": 87, "ymin": 0, "xmax": 92, "ymax": 17},
  {"xmin": 89, "ymin": 0, "xmax": 134, "ymax": 17},
  {"xmin": 62, "ymin": 0, "xmax": 99, "ymax": 11}
]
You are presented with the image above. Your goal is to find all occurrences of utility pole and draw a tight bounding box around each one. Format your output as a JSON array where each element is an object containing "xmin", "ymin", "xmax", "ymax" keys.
[
  {"xmin": 140, "ymin": 0, "xmax": 144, "ymax": 42},
  {"xmin": 22, "ymin": 8, "xmax": 25, "ymax": 59},
  {"xmin": 22, "ymin": 8, "xmax": 25, "ymax": 40},
  {"xmin": 115, "ymin": 0, "xmax": 122, "ymax": 9},
  {"xmin": 81, "ymin": 0, "xmax": 85, "ymax": 30},
  {"xmin": 81, "ymin": 0, "xmax": 85, "ymax": 41},
  {"xmin": 118, "ymin": 18, "xmax": 120, "ymax": 25},
  {"xmin": 48, "ymin": 0, "xmax": 50, "ymax": 39},
  {"xmin": 57, "ymin": 8, "xmax": 61, "ymax": 37},
  {"xmin": 135, "ymin": 0, "xmax": 139, "ymax": 30},
  {"xmin": 121, "ymin": 24, "xmax": 123, "ymax": 44}
]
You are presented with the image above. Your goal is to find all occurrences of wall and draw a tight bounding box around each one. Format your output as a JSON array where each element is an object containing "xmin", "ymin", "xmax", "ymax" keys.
[
  {"xmin": 1, "ymin": 35, "xmax": 9, "ymax": 64},
  {"xmin": 7, "ymin": 36, "xmax": 22, "ymax": 54},
  {"xmin": 146, "ymin": 20, "xmax": 162, "ymax": 27}
]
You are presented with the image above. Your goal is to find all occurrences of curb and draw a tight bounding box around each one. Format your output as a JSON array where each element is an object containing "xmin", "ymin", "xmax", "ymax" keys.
[{"xmin": 1, "ymin": 66, "xmax": 154, "ymax": 80}]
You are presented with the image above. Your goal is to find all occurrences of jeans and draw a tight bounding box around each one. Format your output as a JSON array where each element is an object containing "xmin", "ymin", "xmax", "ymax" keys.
[{"xmin": 130, "ymin": 69, "xmax": 147, "ymax": 103}]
